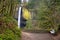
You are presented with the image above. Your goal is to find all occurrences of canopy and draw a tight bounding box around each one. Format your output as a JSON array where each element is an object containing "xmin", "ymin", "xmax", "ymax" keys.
[{"xmin": 22, "ymin": 8, "xmax": 31, "ymax": 20}]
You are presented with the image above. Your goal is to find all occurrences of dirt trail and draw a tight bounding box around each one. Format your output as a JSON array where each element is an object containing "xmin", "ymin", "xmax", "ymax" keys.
[{"xmin": 22, "ymin": 32, "xmax": 53, "ymax": 40}]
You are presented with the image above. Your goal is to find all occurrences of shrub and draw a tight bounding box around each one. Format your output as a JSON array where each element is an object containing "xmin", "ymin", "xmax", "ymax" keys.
[{"xmin": 0, "ymin": 16, "xmax": 21, "ymax": 40}]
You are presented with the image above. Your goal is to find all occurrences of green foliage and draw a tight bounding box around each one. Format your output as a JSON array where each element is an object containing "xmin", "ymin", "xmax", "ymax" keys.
[
  {"xmin": 0, "ymin": 28, "xmax": 21, "ymax": 40},
  {"xmin": 0, "ymin": 0, "xmax": 19, "ymax": 17},
  {"xmin": 0, "ymin": 0, "xmax": 21, "ymax": 40},
  {"xmin": 26, "ymin": 0, "xmax": 60, "ymax": 32},
  {"xmin": 0, "ymin": 16, "xmax": 21, "ymax": 40},
  {"xmin": 25, "ymin": 20, "xmax": 32, "ymax": 29}
]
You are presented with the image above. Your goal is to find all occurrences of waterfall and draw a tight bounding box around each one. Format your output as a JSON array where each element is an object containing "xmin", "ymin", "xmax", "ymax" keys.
[
  {"xmin": 18, "ymin": 7, "xmax": 22, "ymax": 28},
  {"xmin": 21, "ymin": 0, "xmax": 23, "ymax": 3},
  {"xmin": 18, "ymin": 0, "xmax": 23, "ymax": 28},
  {"xmin": 18, "ymin": 0, "xmax": 28, "ymax": 28}
]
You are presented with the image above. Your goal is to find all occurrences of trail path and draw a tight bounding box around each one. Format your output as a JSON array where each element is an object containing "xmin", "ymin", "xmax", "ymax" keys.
[{"xmin": 22, "ymin": 32, "xmax": 53, "ymax": 40}]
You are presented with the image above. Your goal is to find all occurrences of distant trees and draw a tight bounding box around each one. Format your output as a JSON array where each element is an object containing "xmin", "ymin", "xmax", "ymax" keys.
[
  {"xmin": 44, "ymin": 0, "xmax": 60, "ymax": 31},
  {"xmin": 26, "ymin": 0, "xmax": 60, "ymax": 32}
]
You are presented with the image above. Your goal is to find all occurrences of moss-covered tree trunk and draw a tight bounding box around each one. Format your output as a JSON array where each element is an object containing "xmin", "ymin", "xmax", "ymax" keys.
[{"xmin": 0, "ymin": 0, "xmax": 19, "ymax": 17}]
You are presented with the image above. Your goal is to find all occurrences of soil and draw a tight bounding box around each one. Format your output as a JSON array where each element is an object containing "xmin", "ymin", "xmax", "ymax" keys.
[
  {"xmin": 22, "ymin": 32, "xmax": 53, "ymax": 40},
  {"xmin": 22, "ymin": 31, "xmax": 60, "ymax": 40}
]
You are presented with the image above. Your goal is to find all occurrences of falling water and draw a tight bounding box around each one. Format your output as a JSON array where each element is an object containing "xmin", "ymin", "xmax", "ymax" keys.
[
  {"xmin": 18, "ymin": 0, "xmax": 23, "ymax": 28},
  {"xmin": 18, "ymin": 0, "xmax": 29, "ymax": 28},
  {"xmin": 18, "ymin": 7, "xmax": 22, "ymax": 28}
]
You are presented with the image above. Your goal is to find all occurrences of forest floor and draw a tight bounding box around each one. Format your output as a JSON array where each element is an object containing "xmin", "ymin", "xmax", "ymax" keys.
[
  {"xmin": 21, "ymin": 31, "xmax": 60, "ymax": 40},
  {"xmin": 51, "ymin": 32, "xmax": 60, "ymax": 40}
]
